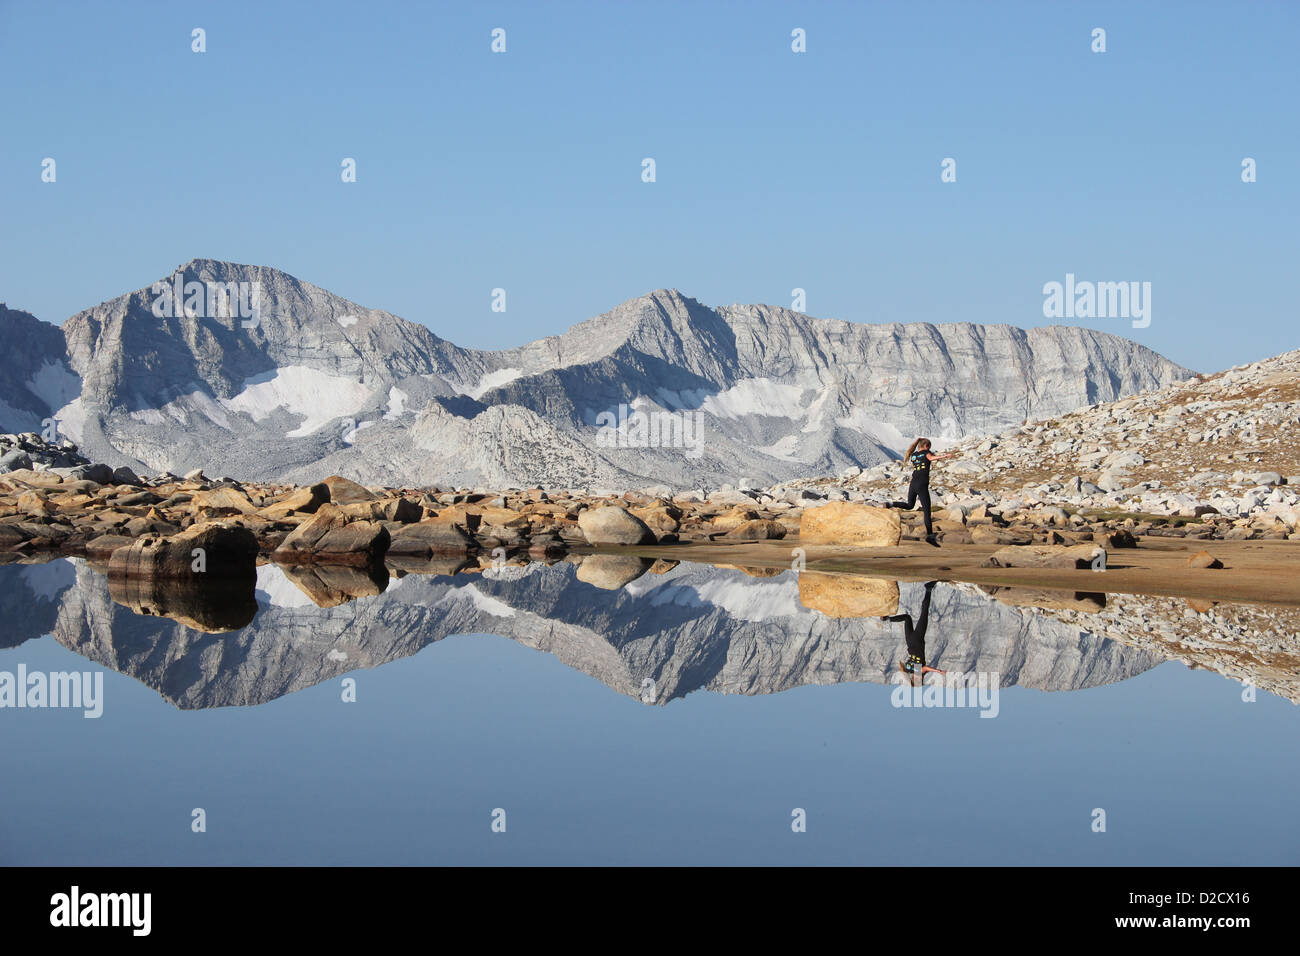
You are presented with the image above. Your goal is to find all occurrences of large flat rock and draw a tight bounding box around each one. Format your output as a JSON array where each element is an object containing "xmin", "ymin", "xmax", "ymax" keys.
[{"xmin": 799, "ymin": 502, "xmax": 901, "ymax": 547}]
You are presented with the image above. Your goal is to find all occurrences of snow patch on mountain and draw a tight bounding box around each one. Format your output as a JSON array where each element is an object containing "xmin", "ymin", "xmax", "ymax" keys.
[
  {"xmin": 384, "ymin": 386, "xmax": 408, "ymax": 419},
  {"xmin": 51, "ymin": 397, "xmax": 87, "ymax": 444},
  {"xmin": 437, "ymin": 583, "xmax": 517, "ymax": 617},
  {"xmin": 26, "ymin": 361, "xmax": 81, "ymax": 410},
  {"xmin": 835, "ymin": 410, "xmax": 909, "ymax": 448},
  {"xmin": 467, "ymin": 367, "xmax": 523, "ymax": 399},
  {"xmin": 756, "ymin": 434, "xmax": 807, "ymax": 462},
  {"xmin": 255, "ymin": 564, "xmax": 317, "ymax": 609},
  {"xmin": 131, "ymin": 389, "xmax": 232, "ymax": 430},
  {"xmin": 688, "ymin": 572, "xmax": 805, "ymax": 622},
  {"xmin": 700, "ymin": 379, "xmax": 807, "ymax": 420},
  {"xmin": 220, "ymin": 366, "xmax": 375, "ymax": 437},
  {"xmin": 342, "ymin": 419, "xmax": 375, "ymax": 443}
]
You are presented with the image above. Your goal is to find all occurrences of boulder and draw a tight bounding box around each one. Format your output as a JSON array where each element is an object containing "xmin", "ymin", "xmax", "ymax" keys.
[
  {"xmin": 273, "ymin": 503, "xmax": 390, "ymax": 564},
  {"xmin": 259, "ymin": 482, "xmax": 330, "ymax": 520},
  {"xmin": 982, "ymin": 544, "xmax": 1107, "ymax": 570},
  {"xmin": 1093, "ymin": 529, "xmax": 1138, "ymax": 549},
  {"xmin": 971, "ymin": 525, "xmax": 1034, "ymax": 546},
  {"xmin": 337, "ymin": 497, "xmax": 423, "ymax": 523},
  {"xmin": 630, "ymin": 505, "xmax": 681, "ymax": 537},
  {"xmin": 709, "ymin": 508, "xmax": 759, "ymax": 532},
  {"xmin": 724, "ymin": 518, "xmax": 786, "ymax": 540},
  {"xmin": 798, "ymin": 502, "xmax": 901, "ymax": 547},
  {"xmin": 1038, "ymin": 505, "xmax": 1070, "ymax": 527},
  {"xmin": 0, "ymin": 525, "xmax": 31, "ymax": 549},
  {"xmin": 1242, "ymin": 472, "xmax": 1283, "ymax": 487},
  {"xmin": 63, "ymin": 463, "xmax": 116, "ymax": 484},
  {"xmin": 107, "ymin": 523, "xmax": 259, "ymax": 580},
  {"xmin": 387, "ymin": 519, "xmax": 476, "ymax": 555},
  {"xmin": 2, "ymin": 469, "xmax": 65, "ymax": 488},
  {"xmin": 323, "ymin": 475, "xmax": 378, "ymax": 505},
  {"xmin": 1186, "ymin": 549, "xmax": 1224, "ymax": 569},
  {"xmin": 190, "ymin": 486, "xmax": 258, "ymax": 515},
  {"xmin": 577, "ymin": 506, "xmax": 656, "ymax": 545},
  {"xmin": 314, "ymin": 521, "xmax": 390, "ymax": 561},
  {"xmin": 85, "ymin": 533, "xmax": 136, "ymax": 561}
]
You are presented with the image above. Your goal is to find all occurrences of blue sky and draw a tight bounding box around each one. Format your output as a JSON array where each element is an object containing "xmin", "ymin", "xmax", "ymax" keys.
[{"xmin": 1, "ymin": 0, "xmax": 1296, "ymax": 372}]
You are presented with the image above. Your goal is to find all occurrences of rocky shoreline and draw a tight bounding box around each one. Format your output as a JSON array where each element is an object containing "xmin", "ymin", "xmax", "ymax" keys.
[{"xmin": 1, "ymin": 444, "xmax": 1293, "ymax": 579}]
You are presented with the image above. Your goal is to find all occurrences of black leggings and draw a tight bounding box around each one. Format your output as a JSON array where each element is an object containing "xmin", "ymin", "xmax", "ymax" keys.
[{"xmin": 891, "ymin": 475, "xmax": 933, "ymax": 535}]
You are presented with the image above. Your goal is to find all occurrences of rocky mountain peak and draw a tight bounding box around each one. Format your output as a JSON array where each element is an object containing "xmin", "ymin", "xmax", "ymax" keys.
[{"xmin": 2, "ymin": 261, "xmax": 1194, "ymax": 488}]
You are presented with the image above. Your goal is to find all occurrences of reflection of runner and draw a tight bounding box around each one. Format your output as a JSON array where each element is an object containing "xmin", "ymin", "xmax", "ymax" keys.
[
  {"xmin": 883, "ymin": 581, "xmax": 947, "ymax": 684},
  {"xmin": 887, "ymin": 437, "xmax": 956, "ymax": 546}
]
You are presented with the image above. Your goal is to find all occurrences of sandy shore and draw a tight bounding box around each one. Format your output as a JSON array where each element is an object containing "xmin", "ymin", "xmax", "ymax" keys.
[{"xmin": 603, "ymin": 538, "xmax": 1300, "ymax": 607}]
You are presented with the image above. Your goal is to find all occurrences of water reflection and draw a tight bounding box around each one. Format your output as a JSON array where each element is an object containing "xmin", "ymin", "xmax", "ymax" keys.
[
  {"xmin": 885, "ymin": 580, "xmax": 944, "ymax": 684},
  {"xmin": 5, "ymin": 541, "xmax": 1298, "ymax": 707},
  {"xmin": 3, "ymin": 550, "xmax": 1229, "ymax": 710}
]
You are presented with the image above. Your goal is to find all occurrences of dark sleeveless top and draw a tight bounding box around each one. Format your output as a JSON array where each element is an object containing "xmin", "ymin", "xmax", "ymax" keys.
[{"xmin": 909, "ymin": 449, "xmax": 930, "ymax": 476}]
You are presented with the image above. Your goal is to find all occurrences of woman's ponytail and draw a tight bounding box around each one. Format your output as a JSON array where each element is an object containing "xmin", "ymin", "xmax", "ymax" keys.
[{"xmin": 903, "ymin": 438, "xmax": 920, "ymax": 463}]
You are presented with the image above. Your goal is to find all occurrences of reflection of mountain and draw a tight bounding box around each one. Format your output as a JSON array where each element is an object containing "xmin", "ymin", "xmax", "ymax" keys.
[
  {"xmin": 0, "ymin": 559, "xmax": 77, "ymax": 648},
  {"xmin": 14, "ymin": 558, "xmax": 1164, "ymax": 710}
]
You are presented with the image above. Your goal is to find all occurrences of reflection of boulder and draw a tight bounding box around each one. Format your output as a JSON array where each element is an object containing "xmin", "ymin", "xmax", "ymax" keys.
[
  {"xmin": 280, "ymin": 563, "xmax": 389, "ymax": 608},
  {"xmin": 716, "ymin": 564, "xmax": 783, "ymax": 578},
  {"xmin": 385, "ymin": 554, "xmax": 476, "ymax": 576},
  {"xmin": 979, "ymin": 586, "xmax": 1106, "ymax": 613},
  {"xmin": 576, "ymin": 555, "xmax": 651, "ymax": 590},
  {"xmin": 108, "ymin": 575, "xmax": 257, "ymax": 632},
  {"xmin": 798, "ymin": 572, "xmax": 899, "ymax": 618}
]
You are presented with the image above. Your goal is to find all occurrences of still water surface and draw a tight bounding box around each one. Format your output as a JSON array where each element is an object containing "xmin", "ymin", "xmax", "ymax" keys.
[{"xmin": 2, "ymin": 557, "xmax": 1296, "ymax": 865}]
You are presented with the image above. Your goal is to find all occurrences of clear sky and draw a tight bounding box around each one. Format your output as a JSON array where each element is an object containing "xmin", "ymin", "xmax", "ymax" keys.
[{"xmin": 1, "ymin": 0, "xmax": 1296, "ymax": 373}]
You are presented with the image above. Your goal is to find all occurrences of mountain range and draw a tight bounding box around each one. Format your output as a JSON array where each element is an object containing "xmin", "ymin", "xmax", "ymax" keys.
[{"xmin": 0, "ymin": 259, "xmax": 1193, "ymax": 489}]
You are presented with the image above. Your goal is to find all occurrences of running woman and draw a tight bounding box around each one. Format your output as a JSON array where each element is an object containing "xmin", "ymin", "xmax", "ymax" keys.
[{"xmin": 888, "ymin": 437, "xmax": 956, "ymax": 546}]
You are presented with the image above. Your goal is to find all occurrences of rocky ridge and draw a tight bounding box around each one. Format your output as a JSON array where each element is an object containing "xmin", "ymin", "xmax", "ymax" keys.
[{"xmin": 1, "ymin": 261, "xmax": 1190, "ymax": 489}]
